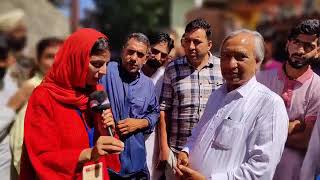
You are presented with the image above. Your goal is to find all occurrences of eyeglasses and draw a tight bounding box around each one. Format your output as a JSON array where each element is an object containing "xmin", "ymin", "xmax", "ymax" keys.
[{"xmin": 291, "ymin": 38, "xmax": 317, "ymax": 52}]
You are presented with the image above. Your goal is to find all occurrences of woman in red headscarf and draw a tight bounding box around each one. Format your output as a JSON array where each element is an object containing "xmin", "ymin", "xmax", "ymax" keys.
[{"xmin": 20, "ymin": 28, "xmax": 124, "ymax": 180}]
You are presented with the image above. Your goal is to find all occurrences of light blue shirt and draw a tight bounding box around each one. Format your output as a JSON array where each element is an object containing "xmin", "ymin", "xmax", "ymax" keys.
[{"xmin": 100, "ymin": 61, "xmax": 159, "ymax": 176}]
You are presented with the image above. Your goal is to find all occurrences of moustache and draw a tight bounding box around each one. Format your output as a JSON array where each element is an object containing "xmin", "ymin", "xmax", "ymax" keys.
[
  {"xmin": 146, "ymin": 58, "xmax": 162, "ymax": 69},
  {"xmin": 291, "ymin": 53, "xmax": 315, "ymax": 63},
  {"xmin": 128, "ymin": 60, "xmax": 137, "ymax": 65},
  {"xmin": 291, "ymin": 52, "xmax": 304, "ymax": 57}
]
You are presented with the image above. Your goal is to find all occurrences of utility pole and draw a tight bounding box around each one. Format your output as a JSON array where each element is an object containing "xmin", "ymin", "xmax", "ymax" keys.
[{"xmin": 70, "ymin": 0, "xmax": 79, "ymax": 32}]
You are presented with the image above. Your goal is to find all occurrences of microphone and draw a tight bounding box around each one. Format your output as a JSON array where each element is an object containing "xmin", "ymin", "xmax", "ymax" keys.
[{"xmin": 89, "ymin": 91, "xmax": 113, "ymax": 137}]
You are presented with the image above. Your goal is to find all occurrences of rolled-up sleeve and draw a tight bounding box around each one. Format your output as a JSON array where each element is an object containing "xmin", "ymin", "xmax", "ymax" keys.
[{"xmin": 159, "ymin": 66, "xmax": 173, "ymax": 111}]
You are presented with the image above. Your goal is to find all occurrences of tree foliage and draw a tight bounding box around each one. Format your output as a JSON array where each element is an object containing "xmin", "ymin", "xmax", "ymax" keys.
[{"xmin": 92, "ymin": 0, "xmax": 170, "ymax": 53}]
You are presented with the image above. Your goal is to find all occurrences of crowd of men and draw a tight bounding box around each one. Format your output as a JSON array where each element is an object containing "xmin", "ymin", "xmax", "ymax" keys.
[{"xmin": 1, "ymin": 7, "xmax": 320, "ymax": 180}]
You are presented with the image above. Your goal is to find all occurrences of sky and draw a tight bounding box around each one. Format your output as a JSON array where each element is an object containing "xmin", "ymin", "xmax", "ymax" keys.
[
  {"xmin": 60, "ymin": 0, "xmax": 96, "ymax": 19},
  {"xmin": 79, "ymin": 0, "xmax": 95, "ymax": 18}
]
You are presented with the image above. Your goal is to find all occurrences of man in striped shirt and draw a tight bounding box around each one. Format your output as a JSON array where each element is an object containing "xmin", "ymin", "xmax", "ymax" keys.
[{"xmin": 158, "ymin": 18, "xmax": 223, "ymax": 179}]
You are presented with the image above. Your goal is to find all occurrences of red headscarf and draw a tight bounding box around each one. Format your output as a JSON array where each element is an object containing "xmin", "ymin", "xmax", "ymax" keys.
[{"xmin": 41, "ymin": 28, "xmax": 107, "ymax": 110}]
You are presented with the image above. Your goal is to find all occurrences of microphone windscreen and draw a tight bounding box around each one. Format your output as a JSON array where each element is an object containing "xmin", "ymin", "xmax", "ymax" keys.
[
  {"xmin": 89, "ymin": 91, "xmax": 107, "ymax": 103},
  {"xmin": 89, "ymin": 91, "xmax": 110, "ymax": 111}
]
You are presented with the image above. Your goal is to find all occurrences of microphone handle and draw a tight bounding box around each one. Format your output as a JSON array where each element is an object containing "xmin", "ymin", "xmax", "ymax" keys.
[
  {"xmin": 102, "ymin": 109, "xmax": 114, "ymax": 137},
  {"xmin": 107, "ymin": 126, "xmax": 113, "ymax": 137}
]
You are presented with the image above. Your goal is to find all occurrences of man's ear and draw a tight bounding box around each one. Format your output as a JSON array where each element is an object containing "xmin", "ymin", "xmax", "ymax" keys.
[
  {"xmin": 286, "ymin": 39, "xmax": 291, "ymax": 48},
  {"xmin": 255, "ymin": 59, "xmax": 262, "ymax": 72},
  {"xmin": 208, "ymin": 40, "xmax": 213, "ymax": 51},
  {"xmin": 143, "ymin": 56, "xmax": 148, "ymax": 65},
  {"xmin": 144, "ymin": 49, "xmax": 151, "ymax": 64},
  {"xmin": 315, "ymin": 46, "xmax": 320, "ymax": 58}
]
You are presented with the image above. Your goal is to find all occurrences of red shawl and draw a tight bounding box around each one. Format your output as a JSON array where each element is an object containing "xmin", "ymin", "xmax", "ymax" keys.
[
  {"xmin": 20, "ymin": 28, "xmax": 120, "ymax": 180},
  {"xmin": 42, "ymin": 28, "xmax": 106, "ymax": 110}
]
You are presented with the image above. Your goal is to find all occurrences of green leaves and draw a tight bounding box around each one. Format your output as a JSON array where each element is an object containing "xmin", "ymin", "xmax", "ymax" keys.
[{"xmin": 93, "ymin": 0, "xmax": 170, "ymax": 53}]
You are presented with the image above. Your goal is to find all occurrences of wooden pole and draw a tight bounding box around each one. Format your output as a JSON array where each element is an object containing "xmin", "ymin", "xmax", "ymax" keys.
[{"xmin": 70, "ymin": 0, "xmax": 79, "ymax": 32}]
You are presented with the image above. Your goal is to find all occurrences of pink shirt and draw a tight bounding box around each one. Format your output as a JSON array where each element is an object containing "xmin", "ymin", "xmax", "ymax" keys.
[
  {"xmin": 263, "ymin": 59, "xmax": 283, "ymax": 71},
  {"xmin": 257, "ymin": 66, "xmax": 320, "ymax": 122},
  {"xmin": 257, "ymin": 65, "xmax": 320, "ymax": 180}
]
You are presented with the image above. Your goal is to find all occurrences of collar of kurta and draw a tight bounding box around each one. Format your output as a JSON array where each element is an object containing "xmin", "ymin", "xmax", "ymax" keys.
[
  {"xmin": 223, "ymin": 76, "xmax": 257, "ymax": 98},
  {"xmin": 277, "ymin": 64, "xmax": 313, "ymax": 84}
]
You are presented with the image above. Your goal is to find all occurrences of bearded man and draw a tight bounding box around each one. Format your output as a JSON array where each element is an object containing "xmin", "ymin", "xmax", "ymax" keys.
[{"xmin": 257, "ymin": 19, "xmax": 320, "ymax": 180}]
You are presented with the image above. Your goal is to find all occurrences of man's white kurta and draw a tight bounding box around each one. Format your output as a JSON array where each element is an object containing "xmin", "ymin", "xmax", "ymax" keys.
[
  {"xmin": 182, "ymin": 77, "xmax": 289, "ymax": 180},
  {"xmin": 300, "ymin": 112, "xmax": 320, "ymax": 180}
]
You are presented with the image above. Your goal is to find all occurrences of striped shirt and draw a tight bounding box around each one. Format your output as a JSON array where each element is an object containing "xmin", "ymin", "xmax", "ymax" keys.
[{"xmin": 160, "ymin": 54, "xmax": 223, "ymax": 152}]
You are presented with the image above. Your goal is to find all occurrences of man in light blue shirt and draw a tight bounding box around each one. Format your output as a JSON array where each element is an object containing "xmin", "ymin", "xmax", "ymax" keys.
[{"xmin": 100, "ymin": 32, "xmax": 159, "ymax": 179}]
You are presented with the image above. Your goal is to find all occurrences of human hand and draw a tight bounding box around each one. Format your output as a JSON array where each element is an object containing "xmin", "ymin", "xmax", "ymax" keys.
[
  {"xmin": 302, "ymin": 47, "xmax": 320, "ymax": 61},
  {"xmin": 91, "ymin": 136, "xmax": 124, "ymax": 161},
  {"xmin": 7, "ymin": 83, "xmax": 34, "ymax": 111},
  {"xmin": 117, "ymin": 118, "xmax": 149, "ymax": 135},
  {"xmin": 176, "ymin": 165, "xmax": 205, "ymax": 180},
  {"xmin": 101, "ymin": 109, "xmax": 115, "ymax": 130},
  {"xmin": 7, "ymin": 95, "xmax": 23, "ymax": 111},
  {"xmin": 288, "ymin": 120, "xmax": 302, "ymax": 135},
  {"xmin": 292, "ymin": 120, "xmax": 306, "ymax": 134},
  {"xmin": 177, "ymin": 151, "xmax": 189, "ymax": 167}
]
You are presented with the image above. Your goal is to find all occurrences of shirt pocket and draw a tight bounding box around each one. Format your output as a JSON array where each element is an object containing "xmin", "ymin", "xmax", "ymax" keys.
[
  {"xmin": 174, "ymin": 80, "xmax": 193, "ymax": 107},
  {"xmin": 130, "ymin": 97, "xmax": 146, "ymax": 117},
  {"xmin": 212, "ymin": 118, "xmax": 243, "ymax": 150}
]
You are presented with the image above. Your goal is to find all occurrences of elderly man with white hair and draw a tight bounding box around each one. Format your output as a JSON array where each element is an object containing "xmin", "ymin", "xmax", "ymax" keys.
[{"xmin": 175, "ymin": 29, "xmax": 289, "ymax": 180}]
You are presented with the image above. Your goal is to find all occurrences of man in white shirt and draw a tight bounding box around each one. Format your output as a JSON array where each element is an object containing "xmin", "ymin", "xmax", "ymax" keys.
[
  {"xmin": 142, "ymin": 32, "xmax": 174, "ymax": 97},
  {"xmin": 0, "ymin": 34, "xmax": 18, "ymax": 180},
  {"xmin": 141, "ymin": 32, "xmax": 174, "ymax": 179},
  {"xmin": 176, "ymin": 29, "xmax": 289, "ymax": 180},
  {"xmin": 300, "ymin": 112, "xmax": 320, "ymax": 180}
]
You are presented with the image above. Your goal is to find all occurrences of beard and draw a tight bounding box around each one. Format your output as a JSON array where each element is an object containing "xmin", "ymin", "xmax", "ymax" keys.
[
  {"xmin": 287, "ymin": 57, "xmax": 313, "ymax": 69},
  {"xmin": 7, "ymin": 36, "xmax": 27, "ymax": 52},
  {"xmin": 146, "ymin": 58, "xmax": 162, "ymax": 69},
  {"xmin": 286, "ymin": 49, "xmax": 313, "ymax": 69}
]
